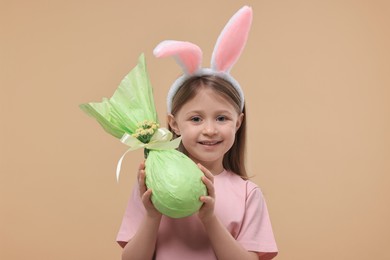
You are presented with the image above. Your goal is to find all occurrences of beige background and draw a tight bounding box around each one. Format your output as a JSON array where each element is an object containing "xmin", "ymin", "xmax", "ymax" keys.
[{"xmin": 1, "ymin": 0, "xmax": 389, "ymax": 259}]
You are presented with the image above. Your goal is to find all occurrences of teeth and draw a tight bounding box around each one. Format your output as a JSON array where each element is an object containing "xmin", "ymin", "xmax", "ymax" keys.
[{"xmin": 200, "ymin": 141, "xmax": 218, "ymax": 145}]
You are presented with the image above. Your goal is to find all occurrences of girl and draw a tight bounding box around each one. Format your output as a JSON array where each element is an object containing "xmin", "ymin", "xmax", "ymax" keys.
[{"xmin": 117, "ymin": 6, "xmax": 278, "ymax": 260}]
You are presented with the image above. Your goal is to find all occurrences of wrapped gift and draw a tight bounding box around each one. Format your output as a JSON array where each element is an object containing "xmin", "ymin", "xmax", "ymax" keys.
[{"xmin": 80, "ymin": 54, "xmax": 207, "ymax": 218}]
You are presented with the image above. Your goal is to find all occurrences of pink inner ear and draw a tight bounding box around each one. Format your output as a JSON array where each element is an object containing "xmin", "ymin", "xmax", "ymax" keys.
[
  {"xmin": 212, "ymin": 6, "xmax": 253, "ymax": 72},
  {"xmin": 153, "ymin": 40, "xmax": 202, "ymax": 74}
]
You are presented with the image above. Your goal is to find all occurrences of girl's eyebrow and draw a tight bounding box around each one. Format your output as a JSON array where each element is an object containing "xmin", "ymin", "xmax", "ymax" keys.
[
  {"xmin": 184, "ymin": 110, "xmax": 204, "ymax": 116},
  {"xmin": 215, "ymin": 110, "xmax": 234, "ymax": 115},
  {"xmin": 185, "ymin": 109, "xmax": 234, "ymax": 116}
]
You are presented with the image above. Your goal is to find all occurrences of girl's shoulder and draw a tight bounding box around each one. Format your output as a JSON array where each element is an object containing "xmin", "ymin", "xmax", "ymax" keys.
[
  {"xmin": 219, "ymin": 171, "xmax": 270, "ymax": 216},
  {"xmin": 218, "ymin": 170, "xmax": 261, "ymax": 195}
]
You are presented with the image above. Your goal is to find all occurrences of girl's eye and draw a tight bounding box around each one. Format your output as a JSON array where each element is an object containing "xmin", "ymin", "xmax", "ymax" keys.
[
  {"xmin": 190, "ymin": 116, "xmax": 202, "ymax": 122},
  {"xmin": 216, "ymin": 116, "xmax": 227, "ymax": 122}
]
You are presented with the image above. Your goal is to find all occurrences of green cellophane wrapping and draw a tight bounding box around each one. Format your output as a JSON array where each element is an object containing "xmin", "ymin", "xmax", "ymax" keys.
[
  {"xmin": 146, "ymin": 150, "xmax": 207, "ymax": 218},
  {"xmin": 80, "ymin": 54, "xmax": 207, "ymax": 218},
  {"xmin": 80, "ymin": 54, "xmax": 158, "ymax": 138}
]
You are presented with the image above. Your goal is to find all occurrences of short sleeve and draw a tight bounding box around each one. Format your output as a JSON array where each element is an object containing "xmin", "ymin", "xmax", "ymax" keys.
[
  {"xmin": 116, "ymin": 184, "xmax": 146, "ymax": 247},
  {"xmin": 236, "ymin": 184, "xmax": 278, "ymax": 259}
]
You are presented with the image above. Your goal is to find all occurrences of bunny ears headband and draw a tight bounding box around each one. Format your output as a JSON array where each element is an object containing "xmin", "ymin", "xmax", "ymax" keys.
[{"xmin": 153, "ymin": 5, "xmax": 253, "ymax": 113}]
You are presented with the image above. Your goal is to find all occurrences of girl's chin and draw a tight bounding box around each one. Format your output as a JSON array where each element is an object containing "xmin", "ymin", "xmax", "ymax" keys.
[{"xmin": 189, "ymin": 155, "xmax": 223, "ymax": 168}]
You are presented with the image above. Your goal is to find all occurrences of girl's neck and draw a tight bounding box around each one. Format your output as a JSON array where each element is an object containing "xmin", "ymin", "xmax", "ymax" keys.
[{"xmin": 190, "ymin": 157, "xmax": 224, "ymax": 176}]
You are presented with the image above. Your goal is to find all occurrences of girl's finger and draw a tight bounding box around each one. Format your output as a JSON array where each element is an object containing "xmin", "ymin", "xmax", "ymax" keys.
[
  {"xmin": 139, "ymin": 161, "xmax": 145, "ymax": 169},
  {"xmin": 202, "ymin": 175, "xmax": 215, "ymax": 198},
  {"xmin": 139, "ymin": 170, "xmax": 147, "ymax": 195},
  {"xmin": 137, "ymin": 162, "xmax": 145, "ymax": 181},
  {"xmin": 197, "ymin": 163, "xmax": 214, "ymax": 183},
  {"xmin": 200, "ymin": 195, "xmax": 214, "ymax": 204},
  {"xmin": 142, "ymin": 188, "xmax": 153, "ymax": 204}
]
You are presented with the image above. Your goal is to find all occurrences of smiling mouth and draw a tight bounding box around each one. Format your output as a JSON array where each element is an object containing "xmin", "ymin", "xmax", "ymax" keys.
[{"xmin": 198, "ymin": 141, "xmax": 222, "ymax": 146}]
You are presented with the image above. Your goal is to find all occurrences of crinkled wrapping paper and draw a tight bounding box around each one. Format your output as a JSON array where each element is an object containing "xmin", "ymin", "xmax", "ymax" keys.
[
  {"xmin": 80, "ymin": 54, "xmax": 207, "ymax": 218},
  {"xmin": 146, "ymin": 150, "xmax": 207, "ymax": 218}
]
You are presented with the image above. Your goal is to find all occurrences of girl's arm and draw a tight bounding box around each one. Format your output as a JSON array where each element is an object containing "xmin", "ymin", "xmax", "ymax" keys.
[
  {"xmin": 121, "ymin": 163, "xmax": 162, "ymax": 260},
  {"xmin": 201, "ymin": 215, "xmax": 258, "ymax": 260},
  {"xmin": 198, "ymin": 164, "xmax": 259, "ymax": 260}
]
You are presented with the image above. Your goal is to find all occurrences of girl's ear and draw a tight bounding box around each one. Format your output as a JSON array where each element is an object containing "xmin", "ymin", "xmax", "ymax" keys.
[
  {"xmin": 167, "ymin": 114, "xmax": 180, "ymax": 136},
  {"xmin": 236, "ymin": 113, "xmax": 244, "ymax": 131}
]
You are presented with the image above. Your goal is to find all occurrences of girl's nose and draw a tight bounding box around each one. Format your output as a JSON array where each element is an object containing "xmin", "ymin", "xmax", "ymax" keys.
[{"xmin": 202, "ymin": 121, "xmax": 218, "ymax": 135}]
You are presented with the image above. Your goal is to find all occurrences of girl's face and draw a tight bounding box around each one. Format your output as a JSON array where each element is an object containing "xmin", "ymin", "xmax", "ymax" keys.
[{"xmin": 168, "ymin": 87, "xmax": 244, "ymax": 174}]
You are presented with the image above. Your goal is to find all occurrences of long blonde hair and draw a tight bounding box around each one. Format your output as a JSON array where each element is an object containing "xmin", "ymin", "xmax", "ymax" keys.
[{"xmin": 169, "ymin": 75, "xmax": 248, "ymax": 179}]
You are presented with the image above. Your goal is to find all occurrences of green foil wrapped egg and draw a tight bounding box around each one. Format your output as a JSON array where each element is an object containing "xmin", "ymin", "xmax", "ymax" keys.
[
  {"xmin": 145, "ymin": 149, "xmax": 207, "ymax": 218},
  {"xmin": 79, "ymin": 55, "xmax": 207, "ymax": 218}
]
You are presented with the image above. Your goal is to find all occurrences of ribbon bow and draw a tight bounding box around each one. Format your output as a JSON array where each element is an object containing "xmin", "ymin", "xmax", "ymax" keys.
[{"xmin": 116, "ymin": 128, "xmax": 181, "ymax": 181}]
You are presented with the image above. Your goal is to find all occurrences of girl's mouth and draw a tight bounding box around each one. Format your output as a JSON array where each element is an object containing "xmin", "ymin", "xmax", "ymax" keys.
[{"xmin": 198, "ymin": 141, "xmax": 222, "ymax": 146}]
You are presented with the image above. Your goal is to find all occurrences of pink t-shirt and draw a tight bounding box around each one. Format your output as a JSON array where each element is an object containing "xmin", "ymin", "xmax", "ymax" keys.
[{"xmin": 117, "ymin": 170, "xmax": 278, "ymax": 259}]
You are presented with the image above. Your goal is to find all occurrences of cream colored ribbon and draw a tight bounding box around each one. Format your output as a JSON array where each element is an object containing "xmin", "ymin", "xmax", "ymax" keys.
[{"xmin": 116, "ymin": 128, "xmax": 181, "ymax": 181}]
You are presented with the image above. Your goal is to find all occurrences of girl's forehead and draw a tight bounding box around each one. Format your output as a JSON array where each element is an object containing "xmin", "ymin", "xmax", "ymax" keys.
[
  {"xmin": 191, "ymin": 87, "xmax": 230, "ymax": 103},
  {"xmin": 179, "ymin": 88, "xmax": 237, "ymax": 112}
]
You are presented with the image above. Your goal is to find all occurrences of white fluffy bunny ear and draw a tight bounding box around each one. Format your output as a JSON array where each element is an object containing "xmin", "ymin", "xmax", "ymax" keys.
[
  {"xmin": 211, "ymin": 6, "xmax": 253, "ymax": 73},
  {"xmin": 153, "ymin": 40, "xmax": 202, "ymax": 75}
]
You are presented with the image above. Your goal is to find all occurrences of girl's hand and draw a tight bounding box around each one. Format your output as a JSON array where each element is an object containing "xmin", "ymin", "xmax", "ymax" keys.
[
  {"xmin": 137, "ymin": 162, "xmax": 162, "ymax": 219},
  {"xmin": 197, "ymin": 164, "xmax": 216, "ymax": 223}
]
